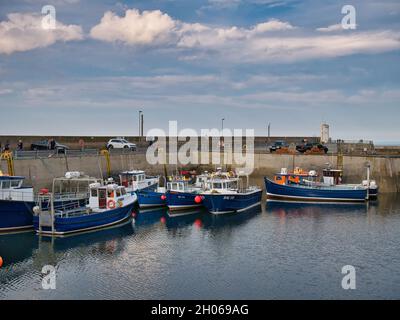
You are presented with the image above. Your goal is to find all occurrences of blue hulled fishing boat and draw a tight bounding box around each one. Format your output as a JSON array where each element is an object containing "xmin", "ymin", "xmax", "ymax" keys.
[
  {"xmin": 137, "ymin": 187, "xmax": 167, "ymax": 208},
  {"xmin": 33, "ymin": 183, "xmax": 136, "ymax": 236},
  {"xmin": 165, "ymin": 179, "xmax": 203, "ymax": 211},
  {"xmin": 200, "ymin": 174, "xmax": 262, "ymax": 214},
  {"xmin": 0, "ymin": 175, "xmax": 35, "ymax": 232},
  {"xmin": 265, "ymin": 168, "xmax": 368, "ymax": 203},
  {"xmin": 165, "ymin": 173, "xmax": 210, "ymax": 211}
]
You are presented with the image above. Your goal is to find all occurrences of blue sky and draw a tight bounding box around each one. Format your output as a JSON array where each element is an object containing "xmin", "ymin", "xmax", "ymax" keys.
[{"xmin": 0, "ymin": 0, "xmax": 399, "ymax": 142}]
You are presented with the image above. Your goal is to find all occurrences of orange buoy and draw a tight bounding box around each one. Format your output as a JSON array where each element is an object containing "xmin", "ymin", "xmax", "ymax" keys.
[
  {"xmin": 194, "ymin": 195, "xmax": 202, "ymax": 204},
  {"xmin": 161, "ymin": 194, "xmax": 166, "ymax": 200},
  {"xmin": 0, "ymin": 256, "xmax": 3, "ymax": 268},
  {"xmin": 39, "ymin": 188, "xmax": 49, "ymax": 195},
  {"xmin": 160, "ymin": 217, "xmax": 166, "ymax": 224}
]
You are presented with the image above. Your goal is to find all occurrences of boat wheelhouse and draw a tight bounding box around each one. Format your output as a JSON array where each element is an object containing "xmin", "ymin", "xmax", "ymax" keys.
[
  {"xmin": 0, "ymin": 175, "xmax": 34, "ymax": 232},
  {"xmin": 137, "ymin": 172, "xmax": 211, "ymax": 209},
  {"xmin": 33, "ymin": 183, "xmax": 137, "ymax": 236},
  {"xmin": 119, "ymin": 170, "xmax": 158, "ymax": 194},
  {"xmin": 49, "ymin": 172, "xmax": 103, "ymax": 207},
  {"xmin": 165, "ymin": 178, "xmax": 204, "ymax": 211},
  {"xmin": 200, "ymin": 174, "xmax": 262, "ymax": 214}
]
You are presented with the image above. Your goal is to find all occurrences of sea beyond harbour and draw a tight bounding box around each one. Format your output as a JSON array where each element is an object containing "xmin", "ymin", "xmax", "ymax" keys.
[{"xmin": 1, "ymin": 183, "xmax": 400, "ymax": 300}]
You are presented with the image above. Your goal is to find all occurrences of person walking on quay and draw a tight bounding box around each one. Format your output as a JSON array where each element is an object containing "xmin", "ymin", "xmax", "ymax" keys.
[
  {"xmin": 49, "ymin": 138, "xmax": 56, "ymax": 150},
  {"xmin": 4, "ymin": 141, "xmax": 10, "ymax": 152},
  {"xmin": 17, "ymin": 140, "xmax": 23, "ymax": 151},
  {"xmin": 47, "ymin": 138, "xmax": 57, "ymax": 157},
  {"xmin": 78, "ymin": 138, "xmax": 85, "ymax": 151}
]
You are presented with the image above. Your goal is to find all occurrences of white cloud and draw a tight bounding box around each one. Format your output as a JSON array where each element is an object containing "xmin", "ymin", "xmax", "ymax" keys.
[
  {"xmin": 90, "ymin": 9, "xmax": 177, "ymax": 45},
  {"xmin": 316, "ymin": 24, "xmax": 344, "ymax": 32},
  {"xmin": 252, "ymin": 19, "xmax": 296, "ymax": 33},
  {"xmin": 0, "ymin": 88, "xmax": 13, "ymax": 95},
  {"xmin": 90, "ymin": 9, "xmax": 400, "ymax": 63},
  {"xmin": 0, "ymin": 13, "xmax": 83, "ymax": 54}
]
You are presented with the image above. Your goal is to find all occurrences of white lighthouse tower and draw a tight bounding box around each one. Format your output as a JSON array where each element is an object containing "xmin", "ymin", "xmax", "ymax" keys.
[{"xmin": 320, "ymin": 123, "xmax": 330, "ymax": 143}]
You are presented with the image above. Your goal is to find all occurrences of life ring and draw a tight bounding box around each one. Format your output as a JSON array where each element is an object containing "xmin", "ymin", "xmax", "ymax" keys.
[{"xmin": 108, "ymin": 199, "xmax": 116, "ymax": 209}]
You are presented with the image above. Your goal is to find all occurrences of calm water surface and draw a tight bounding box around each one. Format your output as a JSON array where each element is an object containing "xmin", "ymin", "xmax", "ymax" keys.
[{"xmin": 1, "ymin": 188, "xmax": 400, "ymax": 299}]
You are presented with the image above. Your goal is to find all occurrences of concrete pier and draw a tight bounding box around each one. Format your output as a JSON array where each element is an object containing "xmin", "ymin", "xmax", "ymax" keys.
[{"xmin": 4, "ymin": 152, "xmax": 400, "ymax": 193}]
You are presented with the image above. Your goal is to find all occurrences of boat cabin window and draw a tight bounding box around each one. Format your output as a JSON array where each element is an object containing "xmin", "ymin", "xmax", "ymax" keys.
[
  {"xmin": 227, "ymin": 180, "xmax": 238, "ymax": 189},
  {"xmin": 168, "ymin": 182, "xmax": 185, "ymax": 191},
  {"xmin": 121, "ymin": 188, "xmax": 127, "ymax": 195},
  {"xmin": 107, "ymin": 189, "xmax": 114, "ymax": 198},
  {"xmin": 168, "ymin": 182, "xmax": 176, "ymax": 190},
  {"xmin": 91, "ymin": 188, "xmax": 98, "ymax": 197},
  {"xmin": 212, "ymin": 182, "xmax": 222, "ymax": 189},
  {"xmin": 10, "ymin": 180, "xmax": 21, "ymax": 188},
  {"xmin": 116, "ymin": 189, "xmax": 121, "ymax": 197},
  {"xmin": 1, "ymin": 180, "xmax": 11, "ymax": 189},
  {"xmin": 98, "ymin": 189, "xmax": 107, "ymax": 209}
]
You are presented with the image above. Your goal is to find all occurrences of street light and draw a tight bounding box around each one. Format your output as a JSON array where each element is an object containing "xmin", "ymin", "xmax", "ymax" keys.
[
  {"xmin": 221, "ymin": 118, "xmax": 225, "ymax": 131},
  {"xmin": 138, "ymin": 110, "xmax": 142, "ymax": 137}
]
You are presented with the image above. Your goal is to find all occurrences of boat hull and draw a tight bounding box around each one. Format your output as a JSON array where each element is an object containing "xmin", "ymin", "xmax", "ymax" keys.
[
  {"xmin": 166, "ymin": 191, "xmax": 202, "ymax": 211},
  {"xmin": 368, "ymin": 187, "xmax": 379, "ymax": 199},
  {"xmin": 265, "ymin": 177, "xmax": 367, "ymax": 202},
  {"xmin": 137, "ymin": 190, "xmax": 166, "ymax": 208},
  {"xmin": 201, "ymin": 190, "xmax": 263, "ymax": 214},
  {"xmin": 0, "ymin": 200, "xmax": 34, "ymax": 232},
  {"xmin": 33, "ymin": 202, "xmax": 135, "ymax": 236}
]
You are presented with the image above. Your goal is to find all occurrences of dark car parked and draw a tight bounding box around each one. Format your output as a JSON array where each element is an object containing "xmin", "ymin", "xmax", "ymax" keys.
[
  {"xmin": 30, "ymin": 140, "xmax": 70, "ymax": 153},
  {"xmin": 296, "ymin": 143, "xmax": 328, "ymax": 154},
  {"xmin": 269, "ymin": 140, "xmax": 289, "ymax": 153}
]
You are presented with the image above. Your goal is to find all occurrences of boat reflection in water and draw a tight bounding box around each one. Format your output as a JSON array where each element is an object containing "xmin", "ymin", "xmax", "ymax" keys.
[
  {"xmin": 200, "ymin": 204, "xmax": 262, "ymax": 229},
  {"xmin": 134, "ymin": 204, "xmax": 262, "ymax": 231},
  {"xmin": 33, "ymin": 219, "xmax": 134, "ymax": 270},
  {"xmin": 0, "ymin": 231, "xmax": 38, "ymax": 268},
  {"xmin": 265, "ymin": 200, "xmax": 369, "ymax": 217}
]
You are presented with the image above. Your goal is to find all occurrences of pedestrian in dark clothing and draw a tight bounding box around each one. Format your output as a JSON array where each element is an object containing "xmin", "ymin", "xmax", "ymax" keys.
[
  {"xmin": 17, "ymin": 140, "xmax": 23, "ymax": 151},
  {"xmin": 4, "ymin": 142, "xmax": 10, "ymax": 152},
  {"xmin": 50, "ymin": 139, "xmax": 56, "ymax": 150}
]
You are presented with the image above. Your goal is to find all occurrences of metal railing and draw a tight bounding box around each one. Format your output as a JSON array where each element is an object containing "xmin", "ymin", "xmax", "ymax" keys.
[
  {"xmin": 13, "ymin": 148, "xmax": 147, "ymax": 160},
  {"xmin": 14, "ymin": 149, "xmax": 99, "ymax": 160}
]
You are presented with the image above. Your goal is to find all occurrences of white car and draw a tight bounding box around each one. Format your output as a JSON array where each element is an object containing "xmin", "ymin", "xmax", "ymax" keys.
[{"xmin": 106, "ymin": 138, "xmax": 137, "ymax": 151}]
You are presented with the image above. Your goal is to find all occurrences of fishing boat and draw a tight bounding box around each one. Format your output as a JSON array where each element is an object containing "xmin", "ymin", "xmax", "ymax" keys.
[
  {"xmin": 165, "ymin": 178, "xmax": 203, "ymax": 211},
  {"xmin": 33, "ymin": 183, "xmax": 136, "ymax": 236},
  {"xmin": 0, "ymin": 174, "xmax": 35, "ymax": 232},
  {"xmin": 0, "ymin": 171, "xmax": 102, "ymax": 233},
  {"xmin": 136, "ymin": 187, "xmax": 167, "ymax": 208},
  {"xmin": 119, "ymin": 170, "xmax": 159, "ymax": 194},
  {"xmin": 165, "ymin": 173, "xmax": 211, "ymax": 211},
  {"xmin": 200, "ymin": 173, "xmax": 262, "ymax": 214},
  {"xmin": 265, "ymin": 168, "xmax": 368, "ymax": 203}
]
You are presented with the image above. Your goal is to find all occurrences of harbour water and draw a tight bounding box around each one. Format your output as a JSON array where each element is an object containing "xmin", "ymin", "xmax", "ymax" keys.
[{"xmin": 1, "ymin": 189, "xmax": 400, "ymax": 299}]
